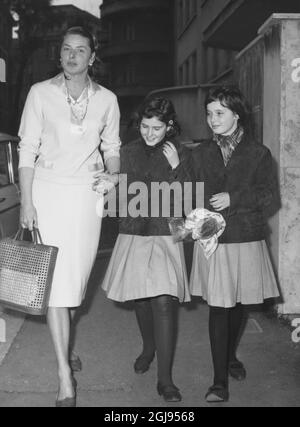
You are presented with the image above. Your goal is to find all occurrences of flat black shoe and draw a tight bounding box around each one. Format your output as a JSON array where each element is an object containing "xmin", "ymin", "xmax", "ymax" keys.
[
  {"xmin": 157, "ymin": 383, "xmax": 182, "ymax": 403},
  {"xmin": 229, "ymin": 360, "xmax": 246, "ymax": 381},
  {"xmin": 205, "ymin": 384, "xmax": 229, "ymax": 403},
  {"xmin": 134, "ymin": 354, "xmax": 154, "ymax": 374}
]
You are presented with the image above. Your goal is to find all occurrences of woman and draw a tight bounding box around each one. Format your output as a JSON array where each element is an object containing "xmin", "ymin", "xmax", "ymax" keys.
[
  {"xmin": 190, "ymin": 86, "xmax": 280, "ymax": 403},
  {"xmin": 102, "ymin": 98, "xmax": 193, "ymax": 402},
  {"xmin": 18, "ymin": 26, "xmax": 121, "ymax": 407}
]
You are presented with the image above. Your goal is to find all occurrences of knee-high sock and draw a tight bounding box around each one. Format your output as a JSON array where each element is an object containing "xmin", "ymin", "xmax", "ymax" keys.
[
  {"xmin": 209, "ymin": 306, "xmax": 230, "ymax": 387},
  {"xmin": 151, "ymin": 295, "xmax": 178, "ymax": 386},
  {"xmin": 228, "ymin": 303, "xmax": 244, "ymax": 362},
  {"xmin": 134, "ymin": 299, "xmax": 156, "ymax": 358}
]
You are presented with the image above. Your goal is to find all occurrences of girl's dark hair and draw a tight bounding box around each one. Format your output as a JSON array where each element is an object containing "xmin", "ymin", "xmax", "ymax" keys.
[
  {"xmin": 135, "ymin": 97, "xmax": 181, "ymax": 138},
  {"xmin": 62, "ymin": 26, "xmax": 97, "ymax": 54},
  {"xmin": 205, "ymin": 85, "xmax": 252, "ymax": 130}
]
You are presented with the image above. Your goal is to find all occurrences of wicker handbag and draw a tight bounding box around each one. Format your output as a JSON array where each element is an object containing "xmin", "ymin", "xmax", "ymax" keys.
[{"xmin": 0, "ymin": 228, "xmax": 58, "ymax": 315}]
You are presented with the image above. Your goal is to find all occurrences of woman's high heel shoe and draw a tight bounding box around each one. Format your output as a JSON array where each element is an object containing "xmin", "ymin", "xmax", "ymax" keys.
[
  {"xmin": 56, "ymin": 378, "xmax": 77, "ymax": 408},
  {"xmin": 69, "ymin": 356, "xmax": 82, "ymax": 373},
  {"xmin": 157, "ymin": 383, "xmax": 182, "ymax": 403}
]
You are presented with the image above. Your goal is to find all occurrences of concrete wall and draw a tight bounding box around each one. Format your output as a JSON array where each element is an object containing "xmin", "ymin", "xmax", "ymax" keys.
[{"xmin": 260, "ymin": 15, "xmax": 300, "ymax": 314}]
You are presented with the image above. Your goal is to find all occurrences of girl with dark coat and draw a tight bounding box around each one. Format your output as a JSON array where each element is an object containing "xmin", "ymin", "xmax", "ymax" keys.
[
  {"xmin": 190, "ymin": 86, "xmax": 280, "ymax": 403},
  {"xmin": 102, "ymin": 97, "xmax": 194, "ymax": 402}
]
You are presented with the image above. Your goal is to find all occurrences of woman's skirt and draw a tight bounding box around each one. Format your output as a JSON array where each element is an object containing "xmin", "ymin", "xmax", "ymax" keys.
[
  {"xmin": 189, "ymin": 241, "xmax": 280, "ymax": 308},
  {"xmin": 32, "ymin": 178, "xmax": 102, "ymax": 308},
  {"xmin": 102, "ymin": 234, "xmax": 191, "ymax": 303}
]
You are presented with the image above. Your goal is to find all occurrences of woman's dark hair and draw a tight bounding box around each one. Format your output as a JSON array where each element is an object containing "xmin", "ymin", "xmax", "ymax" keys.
[
  {"xmin": 62, "ymin": 26, "xmax": 97, "ymax": 54},
  {"xmin": 205, "ymin": 85, "xmax": 252, "ymax": 131},
  {"xmin": 135, "ymin": 97, "xmax": 181, "ymax": 138}
]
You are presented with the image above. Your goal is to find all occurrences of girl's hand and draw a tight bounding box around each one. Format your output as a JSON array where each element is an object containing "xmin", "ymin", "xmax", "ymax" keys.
[
  {"xmin": 20, "ymin": 203, "xmax": 38, "ymax": 231},
  {"xmin": 210, "ymin": 193, "xmax": 230, "ymax": 212},
  {"xmin": 163, "ymin": 142, "xmax": 180, "ymax": 170}
]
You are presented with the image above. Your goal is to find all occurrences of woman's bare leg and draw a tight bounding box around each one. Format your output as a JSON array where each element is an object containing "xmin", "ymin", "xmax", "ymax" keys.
[{"xmin": 47, "ymin": 307, "xmax": 74, "ymax": 400}]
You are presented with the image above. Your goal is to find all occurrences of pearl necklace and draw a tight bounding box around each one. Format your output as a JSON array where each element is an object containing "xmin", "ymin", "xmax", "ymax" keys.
[{"xmin": 66, "ymin": 85, "xmax": 89, "ymax": 126}]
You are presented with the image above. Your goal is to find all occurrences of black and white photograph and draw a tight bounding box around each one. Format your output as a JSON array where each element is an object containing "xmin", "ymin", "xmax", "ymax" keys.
[{"xmin": 0, "ymin": 0, "xmax": 300, "ymax": 410}]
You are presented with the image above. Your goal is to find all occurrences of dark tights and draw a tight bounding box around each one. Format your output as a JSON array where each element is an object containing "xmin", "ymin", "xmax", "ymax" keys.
[
  {"xmin": 209, "ymin": 304, "xmax": 244, "ymax": 388},
  {"xmin": 134, "ymin": 295, "xmax": 178, "ymax": 386}
]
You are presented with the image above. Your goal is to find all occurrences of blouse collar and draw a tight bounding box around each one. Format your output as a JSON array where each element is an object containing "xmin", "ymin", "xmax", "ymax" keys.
[{"xmin": 50, "ymin": 73, "xmax": 101, "ymax": 97}]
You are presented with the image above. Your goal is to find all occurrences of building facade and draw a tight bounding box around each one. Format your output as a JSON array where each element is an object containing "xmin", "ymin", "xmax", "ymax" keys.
[
  {"xmin": 0, "ymin": 4, "xmax": 13, "ymax": 132},
  {"xmin": 100, "ymin": 0, "xmax": 174, "ymax": 139},
  {"xmin": 151, "ymin": 0, "xmax": 300, "ymax": 142}
]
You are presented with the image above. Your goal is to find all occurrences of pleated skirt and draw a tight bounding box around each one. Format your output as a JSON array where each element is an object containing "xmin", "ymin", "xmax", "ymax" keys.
[
  {"xmin": 102, "ymin": 234, "xmax": 191, "ymax": 303},
  {"xmin": 32, "ymin": 178, "xmax": 102, "ymax": 308},
  {"xmin": 189, "ymin": 241, "xmax": 280, "ymax": 308}
]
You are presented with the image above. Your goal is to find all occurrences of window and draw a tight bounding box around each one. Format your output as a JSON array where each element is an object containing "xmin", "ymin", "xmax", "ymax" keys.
[
  {"xmin": 48, "ymin": 44, "xmax": 59, "ymax": 61},
  {"xmin": 125, "ymin": 23, "xmax": 135, "ymax": 41},
  {"xmin": 0, "ymin": 58, "xmax": 6, "ymax": 83},
  {"xmin": 178, "ymin": 0, "xmax": 197, "ymax": 35},
  {"xmin": 178, "ymin": 0, "xmax": 184, "ymax": 34},
  {"xmin": 0, "ymin": 145, "xmax": 9, "ymax": 187},
  {"xmin": 179, "ymin": 65, "xmax": 184, "ymax": 86},
  {"xmin": 178, "ymin": 51, "xmax": 198, "ymax": 85},
  {"xmin": 190, "ymin": 51, "xmax": 197, "ymax": 84}
]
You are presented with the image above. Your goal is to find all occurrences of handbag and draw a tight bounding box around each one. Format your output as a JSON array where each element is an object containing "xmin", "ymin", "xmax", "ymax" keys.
[{"xmin": 0, "ymin": 227, "xmax": 58, "ymax": 315}]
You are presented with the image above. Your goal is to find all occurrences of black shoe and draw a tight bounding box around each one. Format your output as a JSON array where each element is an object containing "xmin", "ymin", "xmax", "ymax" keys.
[
  {"xmin": 157, "ymin": 383, "xmax": 182, "ymax": 403},
  {"xmin": 134, "ymin": 354, "xmax": 155, "ymax": 374},
  {"xmin": 56, "ymin": 396, "xmax": 76, "ymax": 407},
  {"xmin": 229, "ymin": 360, "xmax": 246, "ymax": 381},
  {"xmin": 205, "ymin": 384, "xmax": 229, "ymax": 403},
  {"xmin": 69, "ymin": 356, "xmax": 82, "ymax": 373},
  {"xmin": 56, "ymin": 378, "xmax": 77, "ymax": 407}
]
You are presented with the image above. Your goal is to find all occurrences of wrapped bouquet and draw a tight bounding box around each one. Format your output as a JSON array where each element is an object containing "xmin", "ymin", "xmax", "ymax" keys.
[{"xmin": 168, "ymin": 208, "xmax": 226, "ymax": 259}]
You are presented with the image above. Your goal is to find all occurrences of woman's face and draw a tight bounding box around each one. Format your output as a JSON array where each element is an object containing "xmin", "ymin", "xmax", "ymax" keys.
[
  {"xmin": 140, "ymin": 116, "xmax": 167, "ymax": 147},
  {"xmin": 206, "ymin": 100, "xmax": 239, "ymax": 136},
  {"xmin": 60, "ymin": 34, "xmax": 95, "ymax": 76}
]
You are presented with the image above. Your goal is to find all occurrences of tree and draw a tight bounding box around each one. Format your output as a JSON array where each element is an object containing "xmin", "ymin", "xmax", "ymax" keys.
[{"xmin": 4, "ymin": 0, "xmax": 63, "ymax": 131}]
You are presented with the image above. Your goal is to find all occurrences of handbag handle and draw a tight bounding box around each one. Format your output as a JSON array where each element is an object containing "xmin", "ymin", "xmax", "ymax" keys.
[{"xmin": 15, "ymin": 227, "xmax": 44, "ymax": 245}]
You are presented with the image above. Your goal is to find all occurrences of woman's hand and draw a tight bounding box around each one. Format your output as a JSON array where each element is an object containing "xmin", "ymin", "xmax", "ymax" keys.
[
  {"xmin": 20, "ymin": 202, "xmax": 38, "ymax": 231},
  {"xmin": 210, "ymin": 193, "xmax": 230, "ymax": 212},
  {"xmin": 163, "ymin": 142, "xmax": 180, "ymax": 170},
  {"xmin": 93, "ymin": 172, "xmax": 119, "ymax": 194}
]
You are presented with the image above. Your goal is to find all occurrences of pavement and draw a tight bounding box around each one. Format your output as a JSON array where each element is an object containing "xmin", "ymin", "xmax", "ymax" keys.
[{"xmin": 0, "ymin": 253, "xmax": 300, "ymax": 407}]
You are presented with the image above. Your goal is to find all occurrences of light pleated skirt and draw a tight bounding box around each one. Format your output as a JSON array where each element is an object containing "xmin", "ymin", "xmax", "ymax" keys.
[
  {"xmin": 102, "ymin": 235, "xmax": 191, "ymax": 303},
  {"xmin": 32, "ymin": 178, "xmax": 102, "ymax": 308},
  {"xmin": 189, "ymin": 241, "xmax": 280, "ymax": 308}
]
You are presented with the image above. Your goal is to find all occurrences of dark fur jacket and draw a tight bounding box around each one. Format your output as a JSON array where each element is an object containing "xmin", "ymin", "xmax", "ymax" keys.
[
  {"xmin": 118, "ymin": 137, "xmax": 194, "ymax": 236},
  {"xmin": 192, "ymin": 134, "xmax": 276, "ymax": 244}
]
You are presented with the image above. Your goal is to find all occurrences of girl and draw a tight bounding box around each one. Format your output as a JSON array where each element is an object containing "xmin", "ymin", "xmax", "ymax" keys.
[
  {"xmin": 102, "ymin": 97, "xmax": 194, "ymax": 402},
  {"xmin": 190, "ymin": 86, "xmax": 280, "ymax": 403}
]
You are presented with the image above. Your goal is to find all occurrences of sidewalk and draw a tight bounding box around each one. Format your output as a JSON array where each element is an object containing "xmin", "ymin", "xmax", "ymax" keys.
[{"xmin": 0, "ymin": 255, "xmax": 299, "ymax": 407}]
